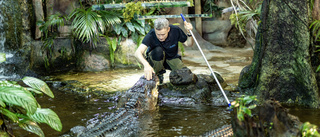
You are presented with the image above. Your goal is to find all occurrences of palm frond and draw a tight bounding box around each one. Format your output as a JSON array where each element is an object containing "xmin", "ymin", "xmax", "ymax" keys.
[
  {"xmin": 47, "ymin": 12, "xmax": 66, "ymax": 28},
  {"xmin": 28, "ymin": 108, "xmax": 62, "ymax": 132},
  {"xmin": 22, "ymin": 77, "xmax": 54, "ymax": 98},
  {"xmin": 98, "ymin": 10, "xmax": 121, "ymax": 26},
  {"xmin": 69, "ymin": 8, "xmax": 104, "ymax": 44},
  {"xmin": 0, "ymin": 87, "xmax": 38, "ymax": 114}
]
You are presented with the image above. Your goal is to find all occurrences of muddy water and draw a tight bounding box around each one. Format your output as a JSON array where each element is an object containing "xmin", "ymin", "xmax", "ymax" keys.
[{"xmin": 13, "ymin": 88, "xmax": 231, "ymax": 137}]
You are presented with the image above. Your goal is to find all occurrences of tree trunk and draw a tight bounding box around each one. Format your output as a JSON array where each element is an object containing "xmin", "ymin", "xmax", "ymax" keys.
[
  {"xmin": 238, "ymin": 0, "xmax": 320, "ymax": 108},
  {"xmin": 313, "ymin": 0, "xmax": 320, "ymax": 20}
]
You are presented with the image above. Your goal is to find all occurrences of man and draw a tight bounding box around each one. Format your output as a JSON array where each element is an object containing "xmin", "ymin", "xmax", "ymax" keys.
[{"xmin": 135, "ymin": 18, "xmax": 194, "ymax": 84}]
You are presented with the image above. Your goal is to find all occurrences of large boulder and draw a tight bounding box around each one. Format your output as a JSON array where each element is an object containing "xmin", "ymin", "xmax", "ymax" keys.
[{"xmin": 158, "ymin": 67, "xmax": 229, "ymax": 106}]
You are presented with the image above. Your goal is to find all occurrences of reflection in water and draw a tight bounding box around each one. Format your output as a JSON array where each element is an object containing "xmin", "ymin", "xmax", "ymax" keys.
[
  {"xmin": 139, "ymin": 105, "xmax": 231, "ymax": 137},
  {"xmin": 13, "ymin": 88, "xmax": 119, "ymax": 137},
  {"xmin": 289, "ymin": 108, "xmax": 320, "ymax": 127}
]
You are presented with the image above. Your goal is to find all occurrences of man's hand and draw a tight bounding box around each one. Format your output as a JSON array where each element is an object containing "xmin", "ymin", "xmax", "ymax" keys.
[
  {"xmin": 184, "ymin": 22, "xmax": 193, "ymax": 31},
  {"xmin": 135, "ymin": 43, "xmax": 155, "ymax": 81},
  {"xmin": 144, "ymin": 64, "xmax": 155, "ymax": 80}
]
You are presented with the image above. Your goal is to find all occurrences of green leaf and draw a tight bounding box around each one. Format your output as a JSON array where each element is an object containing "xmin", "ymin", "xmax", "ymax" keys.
[
  {"xmin": 0, "ymin": 87, "xmax": 38, "ymax": 114},
  {"xmin": 237, "ymin": 112, "xmax": 244, "ymax": 121},
  {"xmin": 242, "ymin": 107, "xmax": 252, "ymax": 116},
  {"xmin": 19, "ymin": 120, "xmax": 45, "ymax": 137},
  {"xmin": 133, "ymin": 22, "xmax": 145, "ymax": 35},
  {"xmin": 0, "ymin": 80, "xmax": 18, "ymax": 87},
  {"xmin": 112, "ymin": 38, "xmax": 117, "ymax": 52},
  {"xmin": 316, "ymin": 65, "xmax": 320, "ymax": 72},
  {"xmin": 22, "ymin": 77, "xmax": 54, "ymax": 98},
  {"xmin": 0, "ymin": 108, "xmax": 18, "ymax": 122},
  {"xmin": 248, "ymin": 104, "xmax": 257, "ymax": 109},
  {"xmin": 125, "ymin": 22, "xmax": 135, "ymax": 32},
  {"xmin": 0, "ymin": 100, "xmax": 6, "ymax": 107},
  {"xmin": 0, "ymin": 53, "xmax": 5, "ymax": 63},
  {"xmin": 28, "ymin": 108, "xmax": 62, "ymax": 132},
  {"xmin": 121, "ymin": 27, "xmax": 128, "ymax": 38},
  {"xmin": 113, "ymin": 24, "xmax": 123, "ymax": 35},
  {"xmin": 26, "ymin": 88, "xmax": 44, "ymax": 95},
  {"xmin": 131, "ymin": 32, "xmax": 138, "ymax": 43}
]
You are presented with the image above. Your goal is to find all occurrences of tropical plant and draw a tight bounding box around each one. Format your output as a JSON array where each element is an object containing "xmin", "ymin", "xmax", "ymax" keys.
[
  {"xmin": 37, "ymin": 13, "xmax": 67, "ymax": 69},
  {"xmin": 229, "ymin": 0, "xmax": 262, "ymax": 50},
  {"xmin": 0, "ymin": 53, "xmax": 5, "ymax": 63},
  {"xmin": 122, "ymin": 1, "xmax": 143, "ymax": 22},
  {"xmin": 68, "ymin": 7, "xmax": 121, "ymax": 49},
  {"xmin": 310, "ymin": 20, "xmax": 320, "ymax": 72},
  {"xmin": 300, "ymin": 122, "xmax": 320, "ymax": 137},
  {"xmin": 203, "ymin": 0, "xmax": 224, "ymax": 18},
  {"xmin": 104, "ymin": 36, "xmax": 118, "ymax": 66},
  {"xmin": 0, "ymin": 77, "xmax": 62, "ymax": 136},
  {"xmin": 231, "ymin": 95, "xmax": 257, "ymax": 121},
  {"xmin": 310, "ymin": 20, "xmax": 320, "ymax": 42}
]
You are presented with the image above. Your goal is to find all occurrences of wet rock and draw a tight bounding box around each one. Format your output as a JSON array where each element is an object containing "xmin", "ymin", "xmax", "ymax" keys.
[
  {"xmin": 169, "ymin": 67, "xmax": 197, "ymax": 85},
  {"xmin": 159, "ymin": 67, "xmax": 227, "ymax": 106}
]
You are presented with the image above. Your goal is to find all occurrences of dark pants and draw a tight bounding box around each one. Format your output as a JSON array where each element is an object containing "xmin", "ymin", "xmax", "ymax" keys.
[{"xmin": 147, "ymin": 46, "xmax": 185, "ymax": 75}]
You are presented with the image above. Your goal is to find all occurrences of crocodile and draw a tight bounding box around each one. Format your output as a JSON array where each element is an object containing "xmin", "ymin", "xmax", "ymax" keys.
[
  {"xmin": 74, "ymin": 75, "xmax": 159, "ymax": 137},
  {"xmin": 68, "ymin": 69, "xmax": 235, "ymax": 137},
  {"xmin": 203, "ymin": 124, "xmax": 233, "ymax": 137}
]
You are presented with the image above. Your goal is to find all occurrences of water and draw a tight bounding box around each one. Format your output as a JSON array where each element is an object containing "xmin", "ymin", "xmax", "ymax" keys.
[
  {"xmin": 0, "ymin": 0, "xmax": 23, "ymax": 80},
  {"xmin": 12, "ymin": 88, "xmax": 231, "ymax": 137}
]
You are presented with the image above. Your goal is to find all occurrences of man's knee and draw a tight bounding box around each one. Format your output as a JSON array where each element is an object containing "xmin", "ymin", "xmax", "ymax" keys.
[{"xmin": 150, "ymin": 46, "xmax": 164, "ymax": 61}]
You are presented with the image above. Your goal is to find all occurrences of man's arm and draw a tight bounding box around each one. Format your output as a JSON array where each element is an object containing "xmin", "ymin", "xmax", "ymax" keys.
[
  {"xmin": 183, "ymin": 22, "xmax": 194, "ymax": 47},
  {"xmin": 135, "ymin": 44, "xmax": 155, "ymax": 80}
]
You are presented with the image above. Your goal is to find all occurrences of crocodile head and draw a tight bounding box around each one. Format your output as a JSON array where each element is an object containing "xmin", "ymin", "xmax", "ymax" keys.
[{"xmin": 126, "ymin": 74, "xmax": 159, "ymax": 111}]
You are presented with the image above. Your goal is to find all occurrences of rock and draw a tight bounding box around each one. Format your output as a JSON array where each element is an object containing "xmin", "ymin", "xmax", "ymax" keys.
[
  {"xmin": 159, "ymin": 67, "xmax": 227, "ymax": 106},
  {"xmin": 169, "ymin": 67, "xmax": 197, "ymax": 85},
  {"xmin": 115, "ymin": 38, "xmax": 139, "ymax": 66},
  {"xmin": 78, "ymin": 52, "xmax": 110, "ymax": 72},
  {"xmin": 202, "ymin": 19, "xmax": 232, "ymax": 47}
]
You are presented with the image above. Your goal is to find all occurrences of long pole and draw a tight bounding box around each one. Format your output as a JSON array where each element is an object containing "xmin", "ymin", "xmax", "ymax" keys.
[{"xmin": 180, "ymin": 14, "xmax": 231, "ymax": 107}]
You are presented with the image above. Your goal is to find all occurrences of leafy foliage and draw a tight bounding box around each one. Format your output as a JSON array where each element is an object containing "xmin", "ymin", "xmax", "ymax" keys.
[
  {"xmin": 231, "ymin": 95, "xmax": 257, "ymax": 121},
  {"xmin": 230, "ymin": 4, "xmax": 261, "ymax": 33},
  {"xmin": 122, "ymin": 1, "xmax": 143, "ymax": 22},
  {"xmin": 37, "ymin": 13, "xmax": 67, "ymax": 69},
  {"xmin": 0, "ymin": 53, "xmax": 5, "ymax": 63},
  {"xmin": 300, "ymin": 122, "xmax": 320, "ymax": 137},
  {"xmin": 68, "ymin": 7, "xmax": 121, "ymax": 47},
  {"xmin": 0, "ymin": 76, "xmax": 62, "ymax": 136},
  {"xmin": 310, "ymin": 20, "xmax": 320, "ymax": 42},
  {"xmin": 104, "ymin": 36, "xmax": 118, "ymax": 66},
  {"xmin": 203, "ymin": 0, "xmax": 224, "ymax": 17}
]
